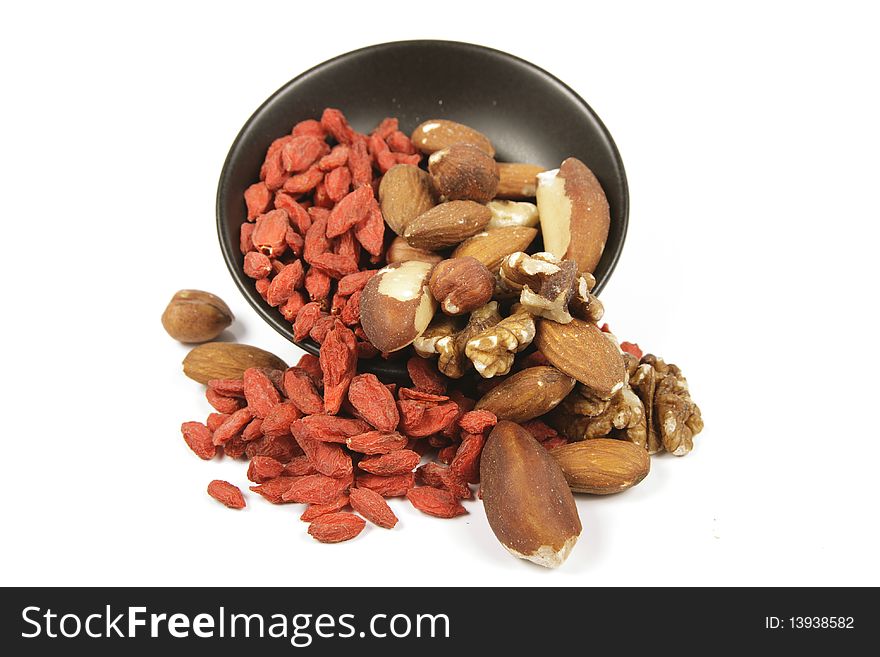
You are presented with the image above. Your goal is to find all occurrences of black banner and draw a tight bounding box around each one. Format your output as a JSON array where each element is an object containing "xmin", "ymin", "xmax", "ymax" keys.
[{"xmin": 0, "ymin": 587, "xmax": 870, "ymax": 654}]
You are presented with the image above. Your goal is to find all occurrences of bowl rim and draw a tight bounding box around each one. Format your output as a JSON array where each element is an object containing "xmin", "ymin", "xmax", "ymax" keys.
[{"xmin": 217, "ymin": 39, "xmax": 629, "ymax": 365}]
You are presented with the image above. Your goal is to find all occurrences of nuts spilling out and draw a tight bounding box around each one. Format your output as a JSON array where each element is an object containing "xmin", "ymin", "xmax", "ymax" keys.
[
  {"xmin": 162, "ymin": 290, "xmax": 233, "ymax": 343},
  {"xmin": 481, "ymin": 421, "xmax": 582, "ymax": 568}
]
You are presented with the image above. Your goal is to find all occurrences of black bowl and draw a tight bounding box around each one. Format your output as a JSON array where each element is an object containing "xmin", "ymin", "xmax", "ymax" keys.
[{"xmin": 217, "ymin": 40, "xmax": 628, "ymax": 378}]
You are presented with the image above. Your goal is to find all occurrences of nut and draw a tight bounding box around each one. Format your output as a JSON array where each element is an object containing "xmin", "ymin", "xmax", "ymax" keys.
[
  {"xmin": 549, "ymin": 439, "xmax": 650, "ymax": 495},
  {"xmin": 633, "ymin": 355, "xmax": 703, "ymax": 456},
  {"xmin": 534, "ymin": 317, "xmax": 626, "ymax": 399},
  {"xmin": 536, "ymin": 157, "xmax": 610, "ymax": 274},
  {"xmin": 465, "ymin": 308, "xmax": 535, "ymax": 378},
  {"xmin": 410, "ymin": 119, "xmax": 495, "ymax": 157},
  {"xmin": 412, "ymin": 303, "xmax": 502, "ymax": 378},
  {"xmin": 499, "ymin": 252, "xmax": 579, "ymax": 324},
  {"xmin": 496, "ymin": 162, "xmax": 545, "ymax": 199},
  {"xmin": 404, "ymin": 200, "xmax": 492, "ymax": 251},
  {"xmin": 182, "ymin": 342, "xmax": 287, "ymax": 384},
  {"xmin": 481, "ymin": 420, "xmax": 582, "ymax": 568},
  {"xmin": 486, "ymin": 200, "xmax": 539, "ymax": 229},
  {"xmin": 475, "ymin": 366, "xmax": 575, "ymax": 422},
  {"xmin": 378, "ymin": 164, "xmax": 436, "ymax": 236},
  {"xmin": 428, "ymin": 257, "xmax": 494, "ymax": 316},
  {"xmin": 386, "ymin": 235, "xmax": 445, "ymax": 266},
  {"xmin": 568, "ymin": 274, "xmax": 604, "ymax": 323},
  {"xmin": 451, "ymin": 226, "xmax": 538, "ymax": 273},
  {"xmin": 549, "ymin": 385, "xmax": 646, "ymax": 446},
  {"xmin": 162, "ymin": 289, "xmax": 233, "ymax": 343},
  {"xmin": 428, "ymin": 143, "xmax": 499, "ymax": 203},
  {"xmin": 359, "ymin": 261, "xmax": 437, "ymax": 353}
]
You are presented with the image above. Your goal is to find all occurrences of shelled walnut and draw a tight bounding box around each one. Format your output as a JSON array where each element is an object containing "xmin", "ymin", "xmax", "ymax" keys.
[
  {"xmin": 499, "ymin": 252, "xmax": 579, "ymax": 324},
  {"xmin": 465, "ymin": 306, "xmax": 536, "ymax": 378}
]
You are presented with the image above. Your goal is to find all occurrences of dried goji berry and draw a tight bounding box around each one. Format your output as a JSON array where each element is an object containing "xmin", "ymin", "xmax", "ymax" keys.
[
  {"xmin": 406, "ymin": 487, "xmax": 467, "ymax": 518},
  {"xmin": 358, "ymin": 450, "xmax": 420, "ymax": 476},
  {"xmin": 249, "ymin": 476, "xmax": 299, "ymax": 504},
  {"xmin": 309, "ymin": 252, "xmax": 359, "ymax": 279},
  {"xmin": 240, "ymin": 222, "xmax": 256, "ymax": 255},
  {"xmin": 304, "ymin": 267, "xmax": 331, "ymax": 303},
  {"xmin": 324, "ymin": 165, "xmax": 352, "ymax": 202},
  {"xmin": 346, "ymin": 430, "xmax": 408, "ymax": 454},
  {"xmin": 299, "ymin": 415, "xmax": 371, "ymax": 443},
  {"xmin": 420, "ymin": 462, "xmax": 472, "ymax": 500},
  {"xmin": 320, "ymin": 108, "xmax": 356, "ymax": 145},
  {"xmin": 309, "ymin": 315, "xmax": 336, "ymax": 344},
  {"xmin": 207, "ymin": 480, "xmax": 246, "ymax": 509},
  {"xmin": 252, "ymin": 209, "xmax": 289, "ymax": 257},
  {"xmin": 386, "ymin": 130, "xmax": 417, "ymax": 155},
  {"xmin": 243, "ymin": 368, "xmax": 282, "ymax": 418},
  {"xmin": 293, "ymin": 302, "xmax": 324, "ymax": 341},
  {"xmin": 292, "ymin": 118, "xmax": 325, "ymax": 139},
  {"xmin": 349, "ymin": 487, "xmax": 397, "ymax": 529},
  {"xmin": 437, "ymin": 444, "xmax": 457, "ymax": 464},
  {"xmin": 334, "ymin": 228, "xmax": 361, "ymax": 259},
  {"xmin": 283, "ymin": 367, "xmax": 324, "ymax": 415},
  {"xmin": 353, "ymin": 198, "xmax": 384, "ymax": 256},
  {"xmin": 284, "ymin": 455, "xmax": 318, "ymax": 477},
  {"xmin": 399, "ymin": 401, "xmax": 459, "ymax": 437},
  {"xmin": 320, "ymin": 321, "xmax": 357, "ymax": 415},
  {"xmin": 282, "ymin": 474, "xmax": 351, "ymax": 504},
  {"xmin": 317, "ymin": 144, "xmax": 349, "ymax": 171},
  {"xmin": 355, "ymin": 472, "xmax": 415, "ymax": 498},
  {"xmin": 330, "ymin": 291, "xmax": 349, "ymax": 316},
  {"xmin": 308, "ymin": 511, "xmax": 365, "ymax": 543},
  {"xmin": 244, "ymin": 182, "xmax": 272, "ymax": 221},
  {"xmin": 255, "ymin": 277, "xmax": 270, "ymax": 300},
  {"xmin": 266, "ymin": 260, "xmax": 305, "ymax": 307},
  {"xmin": 521, "ymin": 419, "xmax": 558, "ymax": 442},
  {"xmin": 244, "ymin": 433, "xmax": 301, "ymax": 462},
  {"xmin": 347, "ymin": 139, "xmax": 372, "ymax": 188},
  {"xmin": 393, "ymin": 152, "xmax": 421, "ymax": 166},
  {"xmin": 620, "ymin": 341, "xmax": 643, "ymax": 359},
  {"xmin": 275, "ymin": 193, "xmax": 312, "ymax": 234},
  {"xmin": 295, "ymin": 353, "xmax": 323, "ymax": 387},
  {"xmin": 292, "ymin": 421, "xmax": 353, "ymax": 479},
  {"xmin": 368, "ymin": 132, "xmax": 390, "ymax": 158},
  {"xmin": 181, "ymin": 421, "xmax": 216, "ymax": 460},
  {"xmin": 282, "ymin": 166, "xmax": 323, "ymax": 195},
  {"xmin": 206, "ymin": 412, "xmax": 229, "ymax": 433},
  {"xmin": 262, "ymin": 146, "xmax": 289, "ymax": 191},
  {"xmin": 337, "ymin": 269, "xmax": 377, "ymax": 296},
  {"xmin": 376, "ymin": 149, "xmax": 397, "ymax": 173},
  {"xmin": 300, "ymin": 494, "xmax": 349, "ymax": 522},
  {"xmin": 279, "ymin": 291, "xmax": 306, "ymax": 322},
  {"xmin": 241, "ymin": 417, "xmax": 264, "ymax": 442},
  {"xmin": 281, "ymin": 135, "xmax": 326, "ymax": 173},
  {"xmin": 372, "ymin": 117, "xmax": 398, "ymax": 139},
  {"xmin": 458, "ymin": 410, "xmax": 497, "ymax": 435},
  {"xmin": 285, "ymin": 227, "xmax": 304, "ymax": 258},
  {"xmin": 326, "ymin": 184, "xmax": 373, "ymax": 238},
  {"xmin": 397, "ymin": 388, "xmax": 450, "ymax": 404},
  {"xmin": 206, "ymin": 388, "xmax": 243, "ymax": 414},
  {"xmin": 406, "ymin": 356, "xmax": 447, "ymax": 395},
  {"xmin": 212, "ymin": 407, "xmax": 254, "ymax": 446},
  {"xmin": 244, "ymin": 251, "xmax": 273, "ymax": 279},
  {"xmin": 347, "ymin": 373, "xmax": 399, "ymax": 432},
  {"xmin": 313, "ymin": 181, "xmax": 333, "ymax": 209},
  {"xmin": 247, "ymin": 455, "xmax": 285, "ymax": 483},
  {"xmin": 260, "ymin": 401, "xmax": 301, "ymax": 436},
  {"xmin": 450, "ymin": 432, "xmax": 486, "ymax": 485}
]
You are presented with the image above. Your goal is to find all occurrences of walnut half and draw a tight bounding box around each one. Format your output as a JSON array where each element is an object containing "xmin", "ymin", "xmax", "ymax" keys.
[
  {"xmin": 499, "ymin": 252, "xmax": 578, "ymax": 324},
  {"xmin": 465, "ymin": 308, "xmax": 535, "ymax": 378}
]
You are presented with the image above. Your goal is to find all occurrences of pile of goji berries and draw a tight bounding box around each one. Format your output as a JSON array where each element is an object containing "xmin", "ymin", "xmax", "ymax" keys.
[
  {"xmin": 239, "ymin": 108, "xmax": 421, "ymax": 354},
  {"xmin": 183, "ymin": 344, "xmax": 565, "ymax": 542}
]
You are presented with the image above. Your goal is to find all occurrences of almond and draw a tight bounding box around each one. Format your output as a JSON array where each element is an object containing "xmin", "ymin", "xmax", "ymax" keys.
[
  {"xmin": 536, "ymin": 157, "xmax": 610, "ymax": 274},
  {"xmin": 182, "ymin": 343, "xmax": 287, "ymax": 384},
  {"xmin": 496, "ymin": 162, "xmax": 545, "ymax": 199},
  {"xmin": 481, "ymin": 420, "xmax": 582, "ymax": 568},
  {"xmin": 475, "ymin": 366, "xmax": 575, "ymax": 422},
  {"xmin": 404, "ymin": 201, "xmax": 491, "ymax": 251},
  {"xmin": 378, "ymin": 164, "xmax": 436, "ymax": 236},
  {"xmin": 359, "ymin": 261, "xmax": 437, "ymax": 353},
  {"xmin": 451, "ymin": 225, "xmax": 538, "ymax": 273},
  {"xmin": 410, "ymin": 119, "xmax": 495, "ymax": 157},
  {"xmin": 429, "ymin": 143, "xmax": 499, "ymax": 203},
  {"xmin": 534, "ymin": 318, "xmax": 626, "ymax": 399},
  {"xmin": 386, "ymin": 235, "xmax": 445, "ymax": 266},
  {"xmin": 550, "ymin": 439, "xmax": 650, "ymax": 494}
]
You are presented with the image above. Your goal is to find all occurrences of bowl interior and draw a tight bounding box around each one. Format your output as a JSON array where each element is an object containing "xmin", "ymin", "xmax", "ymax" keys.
[{"xmin": 218, "ymin": 40, "xmax": 628, "ymax": 378}]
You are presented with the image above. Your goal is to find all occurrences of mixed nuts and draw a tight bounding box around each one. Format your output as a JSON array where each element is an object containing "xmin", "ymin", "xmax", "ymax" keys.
[{"xmin": 169, "ymin": 109, "xmax": 703, "ymax": 569}]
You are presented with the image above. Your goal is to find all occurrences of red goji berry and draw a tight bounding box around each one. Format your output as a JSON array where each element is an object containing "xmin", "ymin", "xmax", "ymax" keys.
[
  {"xmin": 243, "ymin": 368, "xmax": 282, "ymax": 418},
  {"xmin": 406, "ymin": 487, "xmax": 467, "ymax": 518},
  {"xmin": 320, "ymin": 321, "xmax": 357, "ymax": 415},
  {"xmin": 244, "ymin": 182, "xmax": 272, "ymax": 221},
  {"xmin": 308, "ymin": 511, "xmax": 365, "ymax": 543},
  {"xmin": 358, "ymin": 450, "xmax": 420, "ymax": 476},
  {"xmin": 181, "ymin": 421, "xmax": 216, "ymax": 460},
  {"xmin": 300, "ymin": 494, "xmax": 349, "ymax": 522},
  {"xmin": 347, "ymin": 373, "xmax": 399, "ymax": 432},
  {"xmin": 406, "ymin": 356, "xmax": 447, "ymax": 395},
  {"xmin": 247, "ymin": 456, "xmax": 285, "ymax": 483},
  {"xmin": 207, "ymin": 480, "xmax": 246, "ymax": 509},
  {"xmin": 349, "ymin": 487, "xmax": 397, "ymax": 529}
]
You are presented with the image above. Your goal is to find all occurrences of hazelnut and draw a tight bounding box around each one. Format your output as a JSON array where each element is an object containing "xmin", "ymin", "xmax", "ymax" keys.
[
  {"xmin": 428, "ymin": 143, "xmax": 499, "ymax": 203},
  {"xmin": 429, "ymin": 257, "xmax": 494, "ymax": 316},
  {"xmin": 162, "ymin": 290, "xmax": 233, "ymax": 343}
]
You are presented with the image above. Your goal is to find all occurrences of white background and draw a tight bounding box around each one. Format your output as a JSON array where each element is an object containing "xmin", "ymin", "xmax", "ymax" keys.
[{"xmin": 2, "ymin": 1, "xmax": 878, "ymax": 587}]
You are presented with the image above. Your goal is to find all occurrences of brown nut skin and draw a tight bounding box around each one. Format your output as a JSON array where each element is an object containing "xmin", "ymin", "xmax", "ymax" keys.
[
  {"xmin": 378, "ymin": 164, "xmax": 436, "ymax": 236},
  {"xmin": 162, "ymin": 290, "xmax": 233, "ymax": 343},
  {"xmin": 496, "ymin": 163, "xmax": 546, "ymax": 199},
  {"xmin": 550, "ymin": 439, "xmax": 650, "ymax": 494},
  {"xmin": 452, "ymin": 226, "xmax": 538, "ymax": 273},
  {"xmin": 536, "ymin": 157, "xmax": 610, "ymax": 274},
  {"xmin": 182, "ymin": 343, "xmax": 287, "ymax": 384},
  {"xmin": 481, "ymin": 420, "xmax": 582, "ymax": 568},
  {"xmin": 535, "ymin": 318, "xmax": 626, "ymax": 400},
  {"xmin": 475, "ymin": 366, "xmax": 575, "ymax": 422},
  {"xmin": 404, "ymin": 201, "xmax": 492, "ymax": 251},
  {"xmin": 410, "ymin": 119, "xmax": 495, "ymax": 157},
  {"xmin": 429, "ymin": 257, "xmax": 494, "ymax": 316},
  {"xmin": 359, "ymin": 261, "xmax": 438, "ymax": 353},
  {"xmin": 386, "ymin": 236, "xmax": 445, "ymax": 266},
  {"xmin": 428, "ymin": 143, "xmax": 499, "ymax": 203}
]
